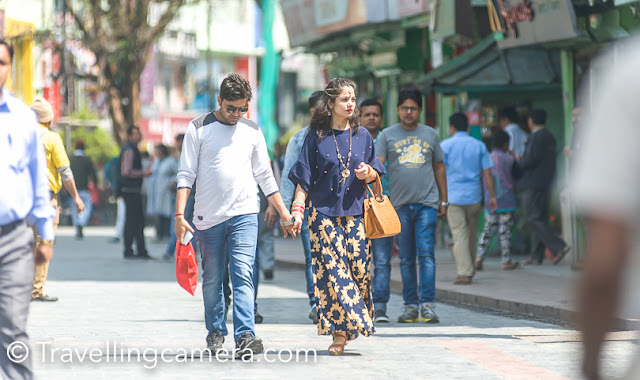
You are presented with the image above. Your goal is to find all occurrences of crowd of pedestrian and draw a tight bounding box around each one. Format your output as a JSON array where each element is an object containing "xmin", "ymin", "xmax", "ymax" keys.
[{"xmin": 2, "ymin": 34, "xmax": 604, "ymax": 380}]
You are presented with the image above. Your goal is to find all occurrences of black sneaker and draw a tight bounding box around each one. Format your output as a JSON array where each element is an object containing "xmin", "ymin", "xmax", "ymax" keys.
[
  {"xmin": 374, "ymin": 309, "xmax": 389, "ymax": 323},
  {"xmin": 263, "ymin": 269, "xmax": 274, "ymax": 280},
  {"xmin": 206, "ymin": 330, "xmax": 224, "ymax": 356},
  {"xmin": 235, "ymin": 332, "xmax": 264, "ymax": 358},
  {"xmin": 255, "ymin": 309, "xmax": 263, "ymax": 324}
]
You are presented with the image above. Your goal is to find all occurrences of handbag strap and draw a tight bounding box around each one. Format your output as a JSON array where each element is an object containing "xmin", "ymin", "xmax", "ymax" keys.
[{"xmin": 365, "ymin": 172, "xmax": 384, "ymax": 201}]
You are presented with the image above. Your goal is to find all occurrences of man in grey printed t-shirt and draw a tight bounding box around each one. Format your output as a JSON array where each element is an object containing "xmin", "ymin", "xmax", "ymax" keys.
[{"xmin": 375, "ymin": 89, "xmax": 448, "ymax": 325}]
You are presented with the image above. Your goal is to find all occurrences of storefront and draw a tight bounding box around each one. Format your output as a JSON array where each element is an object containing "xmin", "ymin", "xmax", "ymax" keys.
[{"xmin": 280, "ymin": 0, "xmax": 432, "ymax": 128}]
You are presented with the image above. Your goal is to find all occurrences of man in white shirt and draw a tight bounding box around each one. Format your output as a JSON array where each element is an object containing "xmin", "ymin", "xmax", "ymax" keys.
[
  {"xmin": 175, "ymin": 73, "xmax": 295, "ymax": 358},
  {"xmin": 498, "ymin": 106, "xmax": 528, "ymax": 159}
]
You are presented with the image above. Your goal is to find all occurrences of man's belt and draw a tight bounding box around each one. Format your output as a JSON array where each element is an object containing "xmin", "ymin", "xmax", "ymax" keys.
[{"xmin": 0, "ymin": 219, "xmax": 24, "ymax": 236}]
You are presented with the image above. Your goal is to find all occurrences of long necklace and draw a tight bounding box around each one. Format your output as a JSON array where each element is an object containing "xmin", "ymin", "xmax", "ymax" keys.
[{"xmin": 331, "ymin": 126, "xmax": 352, "ymax": 185}]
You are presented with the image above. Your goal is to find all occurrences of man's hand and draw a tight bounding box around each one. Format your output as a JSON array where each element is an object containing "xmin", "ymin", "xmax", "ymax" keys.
[
  {"xmin": 35, "ymin": 243, "xmax": 53, "ymax": 265},
  {"xmin": 265, "ymin": 204, "xmax": 279, "ymax": 228},
  {"xmin": 437, "ymin": 205, "xmax": 447, "ymax": 218},
  {"xmin": 74, "ymin": 196, "xmax": 85, "ymax": 214},
  {"xmin": 175, "ymin": 215, "xmax": 195, "ymax": 245}
]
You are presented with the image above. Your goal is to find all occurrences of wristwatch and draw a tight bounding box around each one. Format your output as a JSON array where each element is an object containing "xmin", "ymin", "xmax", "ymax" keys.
[
  {"xmin": 440, "ymin": 201, "xmax": 450, "ymax": 207},
  {"xmin": 279, "ymin": 217, "xmax": 295, "ymax": 227},
  {"xmin": 39, "ymin": 240, "xmax": 54, "ymax": 246}
]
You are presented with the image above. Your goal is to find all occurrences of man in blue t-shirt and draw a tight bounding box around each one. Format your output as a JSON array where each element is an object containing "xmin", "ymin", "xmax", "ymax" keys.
[{"xmin": 441, "ymin": 113, "xmax": 496, "ymax": 285}]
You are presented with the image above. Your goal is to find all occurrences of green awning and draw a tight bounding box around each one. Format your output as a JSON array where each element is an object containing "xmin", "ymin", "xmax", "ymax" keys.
[{"xmin": 419, "ymin": 34, "xmax": 561, "ymax": 95}]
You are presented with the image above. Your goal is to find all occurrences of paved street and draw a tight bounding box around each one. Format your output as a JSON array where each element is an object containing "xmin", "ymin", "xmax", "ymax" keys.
[{"xmin": 24, "ymin": 226, "xmax": 636, "ymax": 379}]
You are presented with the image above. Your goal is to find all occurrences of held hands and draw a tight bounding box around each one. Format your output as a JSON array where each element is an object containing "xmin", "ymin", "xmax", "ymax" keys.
[
  {"xmin": 279, "ymin": 210, "xmax": 297, "ymax": 239},
  {"xmin": 175, "ymin": 214, "xmax": 195, "ymax": 245}
]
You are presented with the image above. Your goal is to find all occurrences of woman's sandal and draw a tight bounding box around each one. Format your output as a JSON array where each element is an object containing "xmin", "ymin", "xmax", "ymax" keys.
[{"xmin": 329, "ymin": 332, "xmax": 347, "ymax": 356}]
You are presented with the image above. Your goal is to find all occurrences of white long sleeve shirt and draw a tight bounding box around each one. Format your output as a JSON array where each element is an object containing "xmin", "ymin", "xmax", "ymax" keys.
[{"xmin": 177, "ymin": 113, "xmax": 279, "ymax": 230}]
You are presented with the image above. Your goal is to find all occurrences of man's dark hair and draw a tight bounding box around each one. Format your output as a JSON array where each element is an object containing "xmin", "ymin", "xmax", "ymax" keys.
[
  {"xmin": 219, "ymin": 73, "xmax": 252, "ymax": 102},
  {"xmin": 529, "ymin": 109, "xmax": 547, "ymax": 125},
  {"xmin": 360, "ymin": 98, "xmax": 383, "ymax": 116},
  {"xmin": 449, "ymin": 112, "xmax": 468, "ymax": 132},
  {"xmin": 156, "ymin": 144, "xmax": 169, "ymax": 157},
  {"xmin": 397, "ymin": 89, "xmax": 422, "ymax": 108},
  {"xmin": 308, "ymin": 91, "xmax": 323, "ymax": 110},
  {"xmin": 126, "ymin": 125, "xmax": 139, "ymax": 136},
  {"xmin": 74, "ymin": 140, "xmax": 85, "ymax": 150},
  {"xmin": 0, "ymin": 39, "xmax": 14, "ymax": 61},
  {"xmin": 499, "ymin": 106, "xmax": 519, "ymax": 123},
  {"xmin": 491, "ymin": 130, "xmax": 510, "ymax": 150},
  {"xmin": 176, "ymin": 133, "xmax": 185, "ymax": 143}
]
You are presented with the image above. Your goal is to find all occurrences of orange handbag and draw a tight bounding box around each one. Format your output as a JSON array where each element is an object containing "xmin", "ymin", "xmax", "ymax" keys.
[
  {"xmin": 364, "ymin": 174, "xmax": 401, "ymax": 239},
  {"xmin": 175, "ymin": 241, "xmax": 198, "ymax": 296}
]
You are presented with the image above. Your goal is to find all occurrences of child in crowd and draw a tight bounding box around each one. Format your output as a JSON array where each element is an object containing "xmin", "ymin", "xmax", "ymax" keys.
[{"xmin": 475, "ymin": 130, "xmax": 522, "ymax": 270}]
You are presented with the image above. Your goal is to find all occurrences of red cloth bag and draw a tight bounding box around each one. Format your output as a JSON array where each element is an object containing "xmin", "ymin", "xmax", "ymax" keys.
[{"xmin": 175, "ymin": 241, "xmax": 198, "ymax": 295}]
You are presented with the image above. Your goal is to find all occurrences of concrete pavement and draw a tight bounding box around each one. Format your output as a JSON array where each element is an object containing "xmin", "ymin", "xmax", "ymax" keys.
[{"xmin": 23, "ymin": 226, "xmax": 636, "ymax": 379}]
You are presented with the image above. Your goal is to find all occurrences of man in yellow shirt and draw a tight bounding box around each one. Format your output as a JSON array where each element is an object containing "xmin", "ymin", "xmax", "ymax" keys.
[{"xmin": 31, "ymin": 97, "xmax": 84, "ymax": 302}]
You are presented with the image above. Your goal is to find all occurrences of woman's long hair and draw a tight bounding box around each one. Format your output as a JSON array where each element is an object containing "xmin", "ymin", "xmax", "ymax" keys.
[{"xmin": 310, "ymin": 78, "xmax": 360, "ymax": 139}]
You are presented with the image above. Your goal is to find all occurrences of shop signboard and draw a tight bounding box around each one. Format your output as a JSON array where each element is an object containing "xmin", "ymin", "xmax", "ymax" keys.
[
  {"xmin": 281, "ymin": 0, "xmax": 382, "ymax": 46},
  {"xmin": 365, "ymin": 0, "xmax": 430, "ymax": 22},
  {"xmin": 314, "ymin": 0, "xmax": 367, "ymax": 34},
  {"xmin": 281, "ymin": 0, "xmax": 318, "ymax": 46},
  {"xmin": 488, "ymin": 0, "xmax": 579, "ymax": 49},
  {"xmin": 430, "ymin": 0, "xmax": 474, "ymax": 41}
]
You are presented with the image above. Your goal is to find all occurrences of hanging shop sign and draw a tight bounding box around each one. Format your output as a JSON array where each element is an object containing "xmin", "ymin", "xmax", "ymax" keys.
[{"xmin": 487, "ymin": 0, "xmax": 579, "ymax": 49}]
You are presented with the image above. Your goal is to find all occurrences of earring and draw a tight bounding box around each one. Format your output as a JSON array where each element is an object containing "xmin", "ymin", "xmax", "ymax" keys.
[{"xmin": 329, "ymin": 109, "xmax": 332, "ymax": 116}]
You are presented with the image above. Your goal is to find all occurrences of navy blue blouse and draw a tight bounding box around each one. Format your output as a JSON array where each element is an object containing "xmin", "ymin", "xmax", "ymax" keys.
[{"xmin": 288, "ymin": 127, "xmax": 385, "ymax": 217}]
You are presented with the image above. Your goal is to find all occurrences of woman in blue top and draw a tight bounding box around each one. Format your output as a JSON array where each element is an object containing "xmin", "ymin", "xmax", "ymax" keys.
[{"xmin": 288, "ymin": 78, "xmax": 385, "ymax": 356}]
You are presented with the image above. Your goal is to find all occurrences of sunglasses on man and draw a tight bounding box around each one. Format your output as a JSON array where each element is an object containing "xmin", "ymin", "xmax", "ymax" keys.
[{"xmin": 225, "ymin": 105, "xmax": 249, "ymax": 114}]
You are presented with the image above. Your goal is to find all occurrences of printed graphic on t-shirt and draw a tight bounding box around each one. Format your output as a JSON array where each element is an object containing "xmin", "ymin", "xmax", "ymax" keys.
[{"xmin": 394, "ymin": 137, "xmax": 431, "ymax": 168}]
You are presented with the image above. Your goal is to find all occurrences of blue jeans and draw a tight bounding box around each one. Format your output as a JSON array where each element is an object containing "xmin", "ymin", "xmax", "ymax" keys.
[
  {"xmin": 71, "ymin": 190, "xmax": 93, "ymax": 228},
  {"xmin": 300, "ymin": 210, "xmax": 315, "ymax": 305},
  {"xmin": 197, "ymin": 214, "xmax": 258, "ymax": 340},
  {"xmin": 396, "ymin": 204, "xmax": 437, "ymax": 305},
  {"xmin": 372, "ymin": 236, "xmax": 394, "ymax": 313}
]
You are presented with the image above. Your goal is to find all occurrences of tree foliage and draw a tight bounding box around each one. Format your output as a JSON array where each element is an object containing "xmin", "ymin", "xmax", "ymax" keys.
[{"xmin": 65, "ymin": 0, "xmax": 189, "ymax": 146}]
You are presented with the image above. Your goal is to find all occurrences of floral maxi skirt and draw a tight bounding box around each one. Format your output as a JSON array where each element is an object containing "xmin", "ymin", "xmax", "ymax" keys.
[{"xmin": 308, "ymin": 204, "xmax": 375, "ymax": 340}]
